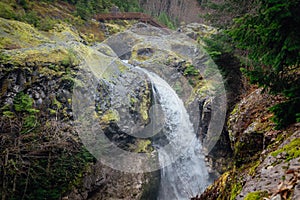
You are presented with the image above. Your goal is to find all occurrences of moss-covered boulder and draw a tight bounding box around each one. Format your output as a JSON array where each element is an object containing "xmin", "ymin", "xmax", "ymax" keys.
[
  {"xmin": 0, "ymin": 17, "xmax": 158, "ymax": 200},
  {"xmin": 0, "ymin": 17, "xmax": 50, "ymax": 49}
]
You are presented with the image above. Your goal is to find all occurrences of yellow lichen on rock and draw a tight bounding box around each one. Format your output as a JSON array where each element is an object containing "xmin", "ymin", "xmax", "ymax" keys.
[
  {"xmin": 140, "ymin": 80, "xmax": 150, "ymax": 122},
  {"xmin": 100, "ymin": 109, "xmax": 120, "ymax": 124},
  {"xmin": 134, "ymin": 139, "xmax": 152, "ymax": 153},
  {"xmin": 0, "ymin": 17, "xmax": 50, "ymax": 49},
  {"xmin": 47, "ymin": 22, "xmax": 84, "ymax": 42},
  {"xmin": 5, "ymin": 45, "xmax": 80, "ymax": 67}
]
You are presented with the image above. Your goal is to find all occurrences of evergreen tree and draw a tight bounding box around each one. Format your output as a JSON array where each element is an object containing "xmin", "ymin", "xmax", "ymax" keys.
[{"xmin": 229, "ymin": 0, "xmax": 300, "ymax": 128}]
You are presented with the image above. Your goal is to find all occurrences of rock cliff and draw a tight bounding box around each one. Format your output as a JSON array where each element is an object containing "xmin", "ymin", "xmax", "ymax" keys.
[
  {"xmin": 0, "ymin": 16, "xmax": 227, "ymax": 199},
  {"xmin": 196, "ymin": 88, "xmax": 300, "ymax": 200}
]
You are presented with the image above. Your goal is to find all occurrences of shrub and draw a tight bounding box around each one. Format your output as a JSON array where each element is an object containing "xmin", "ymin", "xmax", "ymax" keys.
[{"xmin": 0, "ymin": 2, "xmax": 17, "ymax": 19}]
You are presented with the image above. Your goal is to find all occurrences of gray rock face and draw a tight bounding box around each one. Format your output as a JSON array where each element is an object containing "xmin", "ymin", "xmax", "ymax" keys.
[
  {"xmin": 236, "ymin": 130, "xmax": 300, "ymax": 200},
  {"xmin": 68, "ymin": 23, "xmax": 227, "ymax": 199},
  {"xmin": 105, "ymin": 23, "xmax": 228, "ymax": 174}
]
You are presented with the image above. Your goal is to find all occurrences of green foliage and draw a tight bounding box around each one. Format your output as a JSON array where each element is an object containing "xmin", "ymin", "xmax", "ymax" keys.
[
  {"xmin": 0, "ymin": 2, "xmax": 17, "ymax": 19},
  {"xmin": 16, "ymin": 95, "xmax": 38, "ymax": 131},
  {"xmin": 75, "ymin": 0, "xmax": 92, "ymax": 20},
  {"xmin": 13, "ymin": 92, "xmax": 39, "ymax": 114},
  {"xmin": 111, "ymin": 0, "xmax": 141, "ymax": 12},
  {"xmin": 230, "ymin": 181, "xmax": 242, "ymax": 200},
  {"xmin": 5, "ymin": 147, "xmax": 95, "ymax": 200},
  {"xmin": 229, "ymin": 0, "xmax": 300, "ymax": 128},
  {"xmin": 2, "ymin": 110, "xmax": 14, "ymax": 118},
  {"xmin": 270, "ymin": 99, "xmax": 300, "ymax": 129},
  {"xmin": 1, "ymin": 92, "xmax": 39, "ymax": 132},
  {"xmin": 37, "ymin": 17, "xmax": 58, "ymax": 31},
  {"xmin": 157, "ymin": 11, "xmax": 176, "ymax": 29},
  {"xmin": 202, "ymin": 33, "xmax": 243, "ymax": 109},
  {"xmin": 200, "ymin": 0, "xmax": 258, "ymax": 28},
  {"xmin": 21, "ymin": 11, "xmax": 40, "ymax": 27},
  {"xmin": 17, "ymin": 0, "xmax": 30, "ymax": 10},
  {"xmin": 202, "ymin": 33, "xmax": 234, "ymax": 60},
  {"xmin": 68, "ymin": 0, "xmax": 141, "ymax": 19},
  {"xmin": 183, "ymin": 64, "xmax": 199, "ymax": 76}
]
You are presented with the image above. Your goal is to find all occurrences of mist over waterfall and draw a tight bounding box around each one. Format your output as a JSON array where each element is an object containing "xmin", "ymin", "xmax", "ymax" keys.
[{"xmin": 137, "ymin": 67, "xmax": 211, "ymax": 200}]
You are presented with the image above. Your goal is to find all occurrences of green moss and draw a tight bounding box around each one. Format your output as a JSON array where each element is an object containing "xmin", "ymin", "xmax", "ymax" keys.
[
  {"xmin": 39, "ymin": 66, "xmax": 63, "ymax": 77},
  {"xmin": 3, "ymin": 110, "xmax": 14, "ymax": 118},
  {"xmin": 183, "ymin": 64, "xmax": 199, "ymax": 76},
  {"xmin": 174, "ymin": 81, "xmax": 183, "ymax": 96},
  {"xmin": 48, "ymin": 22, "xmax": 83, "ymax": 42},
  {"xmin": 0, "ymin": 18, "xmax": 50, "ymax": 49},
  {"xmin": 118, "ymin": 62, "xmax": 128, "ymax": 73},
  {"xmin": 61, "ymin": 49, "xmax": 78, "ymax": 67},
  {"xmin": 101, "ymin": 109, "xmax": 120, "ymax": 123},
  {"xmin": 230, "ymin": 104, "xmax": 239, "ymax": 116},
  {"xmin": 0, "ymin": 51, "xmax": 11, "ymax": 63},
  {"xmin": 271, "ymin": 138, "xmax": 300, "ymax": 161},
  {"xmin": 7, "ymin": 45, "xmax": 80, "ymax": 69},
  {"xmin": 0, "ymin": 37, "xmax": 17, "ymax": 49},
  {"xmin": 230, "ymin": 181, "xmax": 243, "ymax": 200},
  {"xmin": 52, "ymin": 97, "xmax": 62, "ymax": 110},
  {"xmin": 244, "ymin": 191, "xmax": 268, "ymax": 200},
  {"xmin": 140, "ymin": 80, "xmax": 150, "ymax": 122},
  {"xmin": 130, "ymin": 97, "xmax": 138, "ymax": 104},
  {"xmin": 134, "ymin": 139, "xmax": 152, "ymax": 153},
  {"xmin": 48, "ymin": 108, "xmax": 57, "ymax": 115},
  {"xmin": 249, "ymin": 160, "xmax": 261, "ymax": 176}
]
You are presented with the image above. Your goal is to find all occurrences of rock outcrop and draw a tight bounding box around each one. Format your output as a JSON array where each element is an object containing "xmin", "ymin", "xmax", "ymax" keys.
[
  {"xmin": 196, "ymin": 88, "xmax": 300, "ymax": 200},
  {"xmin": 0, "ymin": 17, "xmax": 158, "ymax": 199},
  {"xmin": 0, "ymin": 16, "xmax": 228, "ymax": 199}
]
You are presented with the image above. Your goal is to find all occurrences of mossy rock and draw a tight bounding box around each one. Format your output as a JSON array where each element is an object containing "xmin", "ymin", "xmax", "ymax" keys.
[
  {"xmin": 2, "ymin": 44, "xmax": 80, "ymax": 68},
  {"xmin": 244, "ymin": 191, "xmax": 268, "ymax": 200},
  {"xmin": 0, "ymin": 17, "xmax": 50, "ymax": 49},
  {"xmin": 100, "ymin": 109, "xmax": 120, "ymax": 124},
  {"xmin": 47, "ymin": 22, "xmax": 86, "ymax": 43},
  {"xmin": 271, "ymin": 138, "xmax": 300, "ymax": 162},
  {"xmin": 140, "ymin": 80, "xmax": 151, "ymax": 122},
  {"xmin": 234, "ymin": 131, "xmax": 264, "ymax": 166},
  {"xmin": 131, "ymin": 139, "xmax": 153, "ymax": 153}
]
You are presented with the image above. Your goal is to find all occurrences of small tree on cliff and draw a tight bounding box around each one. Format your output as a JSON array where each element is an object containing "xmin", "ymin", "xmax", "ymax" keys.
[{"xmin": 229, "ymin": 0, "xmax": 300, "ymax": 128}]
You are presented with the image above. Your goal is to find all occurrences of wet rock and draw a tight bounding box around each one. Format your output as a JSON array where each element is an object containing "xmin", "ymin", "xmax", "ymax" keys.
[
  {"xmin": 271, "ymin": 194, "xmax": 282, "ymax": 200},
  {"xmin": 105, "ymin": 24, "xmax": 228, "ymax": 169},
  {"xmin": 0, "ymin": 16, "xmax": 239, "ymax": 199}
]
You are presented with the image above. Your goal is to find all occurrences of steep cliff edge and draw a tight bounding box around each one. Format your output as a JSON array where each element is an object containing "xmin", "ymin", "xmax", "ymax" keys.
[
  {"xmin": 0, "ymin": 17, "xmax": 159, "ymax": 199},
  {"xmin": 0, "ymin": 14, "xmax": 227, "ymax": 199},
  {"xmin": 196, "ymin": 88, "xmax": 300, "ymax": 200}
]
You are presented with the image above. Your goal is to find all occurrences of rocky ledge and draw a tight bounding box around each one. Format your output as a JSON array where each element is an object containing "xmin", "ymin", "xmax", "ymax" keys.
[{"xmin": 0, "ymin": 17, "xmax": 229, "ymax": 199}]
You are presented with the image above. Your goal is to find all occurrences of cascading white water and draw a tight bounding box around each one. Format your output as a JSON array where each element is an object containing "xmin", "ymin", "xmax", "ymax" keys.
[{"xmin": 137, "ymin": 67, "xmax": 211, "ymax": 200}]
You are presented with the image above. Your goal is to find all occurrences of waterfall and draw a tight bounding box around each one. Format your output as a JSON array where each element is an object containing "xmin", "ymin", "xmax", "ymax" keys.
[{"xmin": 136, "ymin": 67, "xmax": 211, "ymax": 200}]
